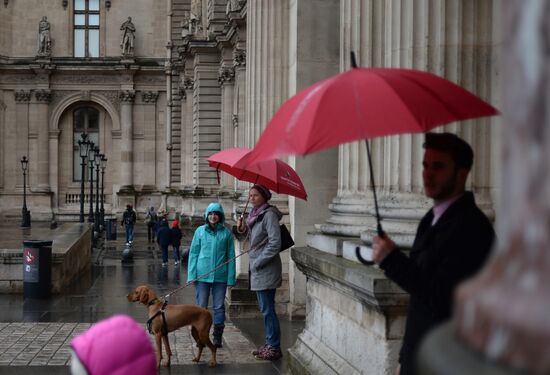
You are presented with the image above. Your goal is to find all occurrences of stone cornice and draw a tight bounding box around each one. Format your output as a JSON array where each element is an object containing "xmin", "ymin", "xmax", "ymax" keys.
[{"xmin": 291, "ymin": 246, "xmax": 408, "ymax": 313}]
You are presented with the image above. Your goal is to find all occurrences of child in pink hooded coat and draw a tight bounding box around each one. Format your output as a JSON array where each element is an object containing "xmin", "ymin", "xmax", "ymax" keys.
[{"xmin": 70, "ymin": 314, "xmax": 156, "ymax": 375}]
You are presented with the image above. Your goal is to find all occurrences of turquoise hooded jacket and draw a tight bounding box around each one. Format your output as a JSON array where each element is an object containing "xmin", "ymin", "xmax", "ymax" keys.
[{"xmin": 187, "ymin": 203, "xmax": 236, "ymax": 285}]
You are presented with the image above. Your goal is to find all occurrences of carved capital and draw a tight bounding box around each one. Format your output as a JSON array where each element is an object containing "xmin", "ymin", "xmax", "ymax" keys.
[
  {"xmin": 35, "ymin": 89, "xmax": 52, "ymax": 103},
  {"xmin": 141, "ymin": 91, "xmax": 159, "ymax": 103},
  {"xmin": 14, "ymin": 90, "xmax": 32, "ymax": 103},
  {"xmin": 182, "ymin": 76, "xmax": 194, "ymax": 90},
  {"xmin": 218, "ymin": 66, "xmax": 235, "ymax": 85},
  {"xmin": 233, "ymin": 49, "xmax": 246, "ymax": 67},
  {"xmin": 118, "ymin": 90, "xmax": 135, "ymax": 103}
]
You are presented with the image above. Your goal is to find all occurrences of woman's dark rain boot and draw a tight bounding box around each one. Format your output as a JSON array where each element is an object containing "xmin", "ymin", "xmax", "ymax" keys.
[{"xmin": 213, "ymin": 324, "xmax": 225, "ymax": 348}]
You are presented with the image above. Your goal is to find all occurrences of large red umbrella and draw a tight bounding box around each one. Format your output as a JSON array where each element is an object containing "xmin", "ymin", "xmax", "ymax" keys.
[
  {"xmin": 208, "ymin": 147, "xmax": 307, "ymax": 201},
  {"xmin": 245, "ymin": 53, "xmax": 499, "ymax": 263}
]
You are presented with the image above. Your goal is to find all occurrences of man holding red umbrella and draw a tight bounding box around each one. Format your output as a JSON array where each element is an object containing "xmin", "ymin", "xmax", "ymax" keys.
[{"xmin": 372, "ymin": 133, "xmax": 495, "ymax": 375}]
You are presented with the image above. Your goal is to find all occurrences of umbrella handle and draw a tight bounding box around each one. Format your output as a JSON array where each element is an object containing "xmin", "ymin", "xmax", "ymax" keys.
[
  {"xmin": 356, "ymin": 224, "xmax": 384, "ymax": 266},
  {"xmin": 236, "ymin": 196, "xmax": 251, "ymax": 234}
]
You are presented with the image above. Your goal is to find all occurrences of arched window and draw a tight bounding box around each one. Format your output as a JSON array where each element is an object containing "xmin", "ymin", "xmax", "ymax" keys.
[
  {"xmin": 73, "ymin": 106, "xmax": 99, "ymax": 181},
  {"xmin": 74, "ymin": 0, "xmax": 100, "ymax": 57}
]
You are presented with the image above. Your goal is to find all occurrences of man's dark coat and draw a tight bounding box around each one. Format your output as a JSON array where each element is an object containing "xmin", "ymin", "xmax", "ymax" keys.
[{"xmin": 379, "ymin": 192, "xmax": 495, "ymax": 374}]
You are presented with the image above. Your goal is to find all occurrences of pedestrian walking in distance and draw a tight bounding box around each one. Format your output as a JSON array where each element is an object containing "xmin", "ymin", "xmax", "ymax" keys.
[
  {"xmin": 170, "ymin": 219, "xmax": 183, "ymax": 265},
  {"xmin": 121, "ymin": 204, "xmax": 137, "ymax": 245}
]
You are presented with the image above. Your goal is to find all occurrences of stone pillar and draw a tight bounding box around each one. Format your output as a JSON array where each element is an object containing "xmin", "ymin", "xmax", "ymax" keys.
[
  {"xmin": 14, "ymin": 91, "xmax": 31, "ymax": 188},
  {"xmin": 218, "ymin": 62, "xmax": 235, "ymax": 192},
  {"xmin": 233, "ymin": 47, "xmax": 247, "ymax": 193},
  {"xmin": 180, "ymin": 73, "xmax": 194, "ymax": 188},
  {"xmin": 32, "ymin": 90, "xmax": 51, "ymax": 192},
  {"xmin": 141, "ymin": 91, "xmax": 159, "ymax": 189},
  {"xmin": 118, "ymin": 90, "xmax": 135, "ymax": 191},
  {"xmin": 245, "ymin": 0, "xmax": 289, "ymax": 148}
]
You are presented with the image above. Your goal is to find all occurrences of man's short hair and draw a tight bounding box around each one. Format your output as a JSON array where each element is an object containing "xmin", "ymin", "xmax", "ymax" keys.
[{"xmin": 423, "ymin": 132, "xmax": 474, "ymax": 170}]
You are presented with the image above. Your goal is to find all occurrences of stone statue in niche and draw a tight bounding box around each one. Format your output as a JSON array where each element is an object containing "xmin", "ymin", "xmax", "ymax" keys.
[
  {"xmin": 120, "ymin": 17, "xmax": 136, "ymax": 56},
  {"xmin": 190, "ymin": 0, "xmax": 202, "ymax": 35},
  {"xmin": 37, "ymin": 16, "xmax": 52, "ymax": 56}
]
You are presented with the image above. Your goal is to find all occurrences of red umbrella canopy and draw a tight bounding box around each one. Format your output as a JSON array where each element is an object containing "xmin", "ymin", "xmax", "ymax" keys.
[
  {"xmin": 207, "ymin": 147, "xmax": 307, "ymax": 200},
  {"xmin": 246, "ymin": 67, "xmax": 499, "ymax": 164}
]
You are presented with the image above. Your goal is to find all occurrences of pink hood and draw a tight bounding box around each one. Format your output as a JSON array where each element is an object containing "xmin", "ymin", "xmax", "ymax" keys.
[{"xmin": 71, "ymin": 315, "xmax": 156, "ymax": 375}]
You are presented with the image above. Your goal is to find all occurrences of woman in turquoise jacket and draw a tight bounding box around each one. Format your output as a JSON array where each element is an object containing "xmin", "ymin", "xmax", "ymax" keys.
[{"xmin": 187, "ymin": 202, "xmax": 236, "ymax": 348}]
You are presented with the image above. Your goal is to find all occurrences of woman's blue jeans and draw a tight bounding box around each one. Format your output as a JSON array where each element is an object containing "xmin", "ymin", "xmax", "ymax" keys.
[
  {"xmin": 256, "ymin": 289, "xmax": 280, "ymax": 350},
  {"xmin": 195, "ymin": 281, "xmax": 227, "ymax": 326}
]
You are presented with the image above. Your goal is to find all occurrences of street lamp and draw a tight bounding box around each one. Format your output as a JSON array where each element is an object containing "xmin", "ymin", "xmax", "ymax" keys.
[
  {"xmin": 87, "ymin": 142, "xmax": 95, "ymax": 223},
  {"xmin": 20, "ymin": 156, "xmax": 31, "ymax": 228},
  {"xmin": 77, "ymin": 133, "xmax": 90, "ymax": 223},
  {"xmin": 94, "ymin": 148, "xmax": 101, "ymax": 233},
  {"xmin": 100, "ymin": 155, "xmax": 107, "ymax": 226}
]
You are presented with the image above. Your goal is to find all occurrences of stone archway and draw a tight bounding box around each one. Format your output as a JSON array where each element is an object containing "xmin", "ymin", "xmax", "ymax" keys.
[{"xmin": 50, "ymin": 93, "xmax": 118, "ymax": 219}]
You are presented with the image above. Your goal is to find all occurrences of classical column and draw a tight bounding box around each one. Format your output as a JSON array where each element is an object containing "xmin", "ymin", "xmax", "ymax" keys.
[
  {"xmin": 218, "ymin": 63, "xmax": 235, "ymax": 191},
  {"xmin": 179, "ymin": 73, "xmax": 194, "ymax": 189},
  {"xmin": 118, "ymin": 90, "xmax": 135, "ymax": 191},
  {"xmin": 317, "ymin": 0, "xmax": 499, "ymax": 258},
  {"xmin": 233, "ymin": 47, "xmax": 248, "ymax": 193},
  {"xmin": 245, "ymin": 0, "xmax": 289, "ymax": 148},
  {"xmin": 141, "ymin": 91, "xmax": 159, "ymax": 189},
  {"xmin": 32, "ymin": 89, "xmax": 51, "ymax": 192},
  {"xmin": 14, "ymin": 91, "xmax": 31, "ymax": 188}
]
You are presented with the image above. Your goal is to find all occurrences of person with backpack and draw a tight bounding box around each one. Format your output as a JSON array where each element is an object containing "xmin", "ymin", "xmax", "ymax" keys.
[
  {"xmin": 121, "ymin": 204, "xmax": 137, "ymax": 245},
  {"xmin": 145, "ymin": 206, "xmax": 158, "ymax": 243},
  {"xmin": 156, "ymin": 218, "xmax": 171, "ymax": 267},
  {"xmin": 187, "ymin": 203, "xmax": 236, "ymax": 348}
]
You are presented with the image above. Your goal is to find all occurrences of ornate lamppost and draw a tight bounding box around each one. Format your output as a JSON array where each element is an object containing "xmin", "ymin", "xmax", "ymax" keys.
[
  {"xmin": 20, "ymin": 156, "xmax": 31, "ymax": 228},
  {"xmin": 87, "ymin": 142, "xmax": 96, "ymax": 223},
  {"xmin": 77, "ymin": 133, "xmax": 90, "ymax": 223},
  {"xmin": 100, "ymin": 154, "xmax": 107, "ymax": 226},
  {"xmin": 94, "ymin": 149, "xmax": 101, "ymax": 233}
]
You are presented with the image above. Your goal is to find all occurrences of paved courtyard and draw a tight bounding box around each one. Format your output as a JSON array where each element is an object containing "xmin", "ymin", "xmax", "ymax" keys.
[{"xmin": 0, "ymin": 223, "xmax": 303, "ymax": 374}]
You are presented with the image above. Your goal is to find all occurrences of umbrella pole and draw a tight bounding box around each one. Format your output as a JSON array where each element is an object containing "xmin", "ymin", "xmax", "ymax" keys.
[
  {"xmin": 356, "ymin": 139, "xmax": 383, "ymax": 266},
  {"xmin": 237, "ymin": 196, "xmax": 251, "ymax": 234}
]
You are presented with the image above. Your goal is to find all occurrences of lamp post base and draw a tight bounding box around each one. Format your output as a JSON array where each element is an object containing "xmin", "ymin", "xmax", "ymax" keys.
[{"xmin": 21, "ymin": 209, "xmax": 31, "ymax": 228}]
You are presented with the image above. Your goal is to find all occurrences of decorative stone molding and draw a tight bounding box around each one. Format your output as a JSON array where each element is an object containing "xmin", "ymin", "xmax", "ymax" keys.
[
  {"xmin": 35, "ymin": 90, "xmax": 52, "ymax": 103},
  {"xmin": 232, "ymin": 114, "xmax": 238, "ymax": 128},
  {"xmin": 182, "ymin": 76, "xmax": 194, "ymax": 90},
  {"xmin": 218, "ymin": 66, "xmax": 235, "ymax": 85},
  {"xmin": 141, "ymin": 91, "xmax": 159, "ymax": 103},
  {"xmin": 233, "ymin": 49, "xmax": 246, "ymax": 67},
  {"xmin": 14, "ymin": 91, "xmax": 31, "ymax": 103},
  {"xmin": 118, "ymin": 90, "xmax": 135, "ymax": 103},
  {"xmin": 80, "ymin": 90, "xmax": 91, "ymax": 101}
]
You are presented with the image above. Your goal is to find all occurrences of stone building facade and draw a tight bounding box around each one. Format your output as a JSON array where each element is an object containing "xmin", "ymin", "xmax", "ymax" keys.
[{"xmin": 1, "ymin": 0, "xmax": 502, "ymax": 373}]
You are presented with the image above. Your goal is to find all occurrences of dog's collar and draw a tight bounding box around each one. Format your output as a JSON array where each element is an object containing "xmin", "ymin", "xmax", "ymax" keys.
[{"xmin": 147, "ymin": 298, "xmax": 159, "ymax": 306}]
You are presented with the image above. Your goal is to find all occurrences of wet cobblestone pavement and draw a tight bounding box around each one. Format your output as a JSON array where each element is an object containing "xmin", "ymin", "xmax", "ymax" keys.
[{"xmin": 0, "ymin": 223, "xmax": 302, "ymax": 374}]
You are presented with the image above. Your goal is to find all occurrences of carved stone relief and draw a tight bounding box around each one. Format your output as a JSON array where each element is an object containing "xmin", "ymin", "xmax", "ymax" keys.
[
  {"xmin": 218, "ymin": 66, "xmax": 235, "ymax": 85},
  {"xmin": 118, "ymin": 90, "xmax": 136, "ymax": 103},
  {"xmin": 14, "ymin": 91, "xmax": 32, "ymax": 103},
  {"xmin": 35, "ymin": 90, "xmax": 52, "ymax": 103},
  {"xmin": 141, "ymin": 91, "xmax": 159, "ymax": 103},
  {"xmin": 233, "ymin": 49, "xmax": 246, "ymax": 67}
]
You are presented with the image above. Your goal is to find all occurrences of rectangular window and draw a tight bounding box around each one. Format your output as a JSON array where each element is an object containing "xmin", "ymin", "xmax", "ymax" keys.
[{"xmin": 73, "ymin": 0, "xmax": 100, "ymax": 58}]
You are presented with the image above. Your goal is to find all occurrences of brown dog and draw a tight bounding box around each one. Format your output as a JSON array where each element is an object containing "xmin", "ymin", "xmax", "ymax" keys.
[{"xmin": 127, "ymin": 285, "xmax": 217, "ymax": 368}]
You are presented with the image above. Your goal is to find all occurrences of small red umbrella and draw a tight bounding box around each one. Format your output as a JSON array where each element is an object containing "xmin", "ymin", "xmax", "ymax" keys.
[
  {"xmin": 208, "ymin": 147, "xmax": 307, "ymax": 214},
  {"xmin": 245, "ymin": 52, "xmax": 499, "ymax": 264}
]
